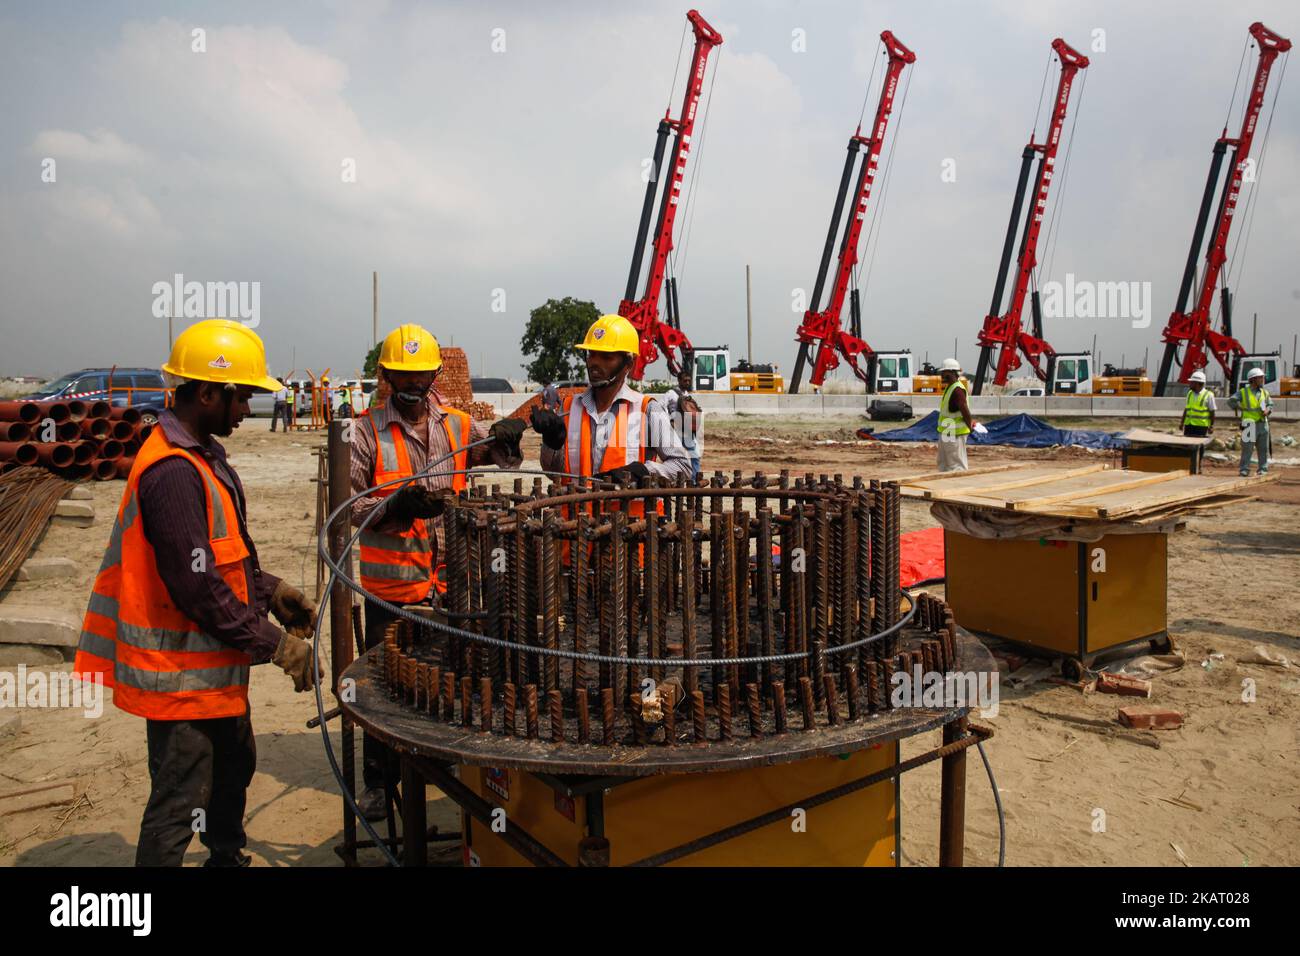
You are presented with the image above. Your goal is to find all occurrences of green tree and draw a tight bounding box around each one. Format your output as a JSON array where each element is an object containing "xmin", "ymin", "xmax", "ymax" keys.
[
  {"xmin": 362, "ymin": 342, "xmax": 381, "ymax": 379},
  {"xmin": 520, "ymin": 297, "xmax": 599, "ymax": 383}
]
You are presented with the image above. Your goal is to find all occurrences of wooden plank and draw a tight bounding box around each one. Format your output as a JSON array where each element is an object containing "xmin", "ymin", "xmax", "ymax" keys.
[
  {"xmin": 1126, "ymin": 494, "xmax": 1258, "ymax": 526},
  {"xmin": 1024, "ymin": 473, "xmax": 1275, "ymax": 520},
  {"xmin": 896, "ymin": 463, "xmax": 1026, "ymax": 493},
  {"xmin": 1004, "ymin": 469, "xmax": 1186, "ymax": 510},
  {"xmin": 1121, "ymin": 428, "xmax": 1211, "ymax": 447},
  {"xmin": 0, "ymin": 780, "xmax": 77, "ymax": 816},
  {"xmin": 906, "ymin": 465, "xmax": 1106, "ymax": 500}
]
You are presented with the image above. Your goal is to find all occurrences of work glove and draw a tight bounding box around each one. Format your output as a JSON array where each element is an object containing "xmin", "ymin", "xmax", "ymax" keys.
[
  {"xmin": 973, "ymin": 422, "xmax": 988, "ymax": 435},
  {"xmin": 387, "ymin": 484, "xmax": 446, "ymax": 524},
  {"xmin": 594, "ymin": 461, "xmax": 651, "ymax": 484},
  {"xmin": 488, "ymin": 418, "xmax": 527, "ymax": 458},
  {"xmin": 272, "ymin": 632, "xmax": 322, "ymax": 693},
  {"xmin": 530, "ymin": 407, "xmax": 567, "ymax": 450},
  {"xmin": 270, "ymin": 580, "xmax": 317, "ymax": 638}
]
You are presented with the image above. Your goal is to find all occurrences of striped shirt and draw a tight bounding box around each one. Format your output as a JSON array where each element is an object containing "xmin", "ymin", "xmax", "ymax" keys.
[
  {"xmin": 349, "ymin": 390, "xmax": 518, "ymax": 552},
  {"xmin": 539, "ymin": 382, "xmax": 693, "ymax": 482}
]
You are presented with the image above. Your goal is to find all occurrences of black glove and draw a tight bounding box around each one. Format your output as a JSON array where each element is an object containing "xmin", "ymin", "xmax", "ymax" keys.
[
  {"xmin": 594, "ymin": 461, "xmax": 651, "ymax": 484},
  {"xmin": 489, "ymin": 418, "xmax": 526, "ymax": 458},
  {"xmin": 530, "ymin": 407, "xmax": 566, "ymax": 450},
  {"xmin": 386, "ymin": 485, "xmax": 446, "ymax": 524}
]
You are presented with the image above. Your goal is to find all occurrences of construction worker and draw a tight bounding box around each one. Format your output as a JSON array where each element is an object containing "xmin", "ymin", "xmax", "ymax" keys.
[
  {"xmin": 663, "ymin": 366, "xmax": 703, "ymax": 482},
  {"xmin": 937, "ymin": 359, "xmax": 982, "ymax": 472},
  {"xmin": 530, "ymin": 314, "xmax": 693, "ymax": 487},
  {"xmin": 1179, "ymin": 370, "xmax": 1216, "ymax": 437},
  {"xmin": 1229, "ymin": 367, "xmax": 1273, "ymax": 476},
  {"xmin": 350, "ymin": 323, "xmax": 525, "ymax": 819},
  {"xmin": 269, "ymin": 378, "xmax": 291, "ymax": 432},
  {"xmin": 74, "ymin": 319, "xmax": 322, "ymax": 867},
  {"xmin": 539, "ymin": 378, "xmax": 562, "ymax": 414}
]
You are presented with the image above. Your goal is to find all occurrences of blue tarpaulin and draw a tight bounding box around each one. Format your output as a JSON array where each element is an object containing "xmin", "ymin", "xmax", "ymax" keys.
[{"xmin": 865, "ymin": 412, "xmax": 1129, "ymax": 450}]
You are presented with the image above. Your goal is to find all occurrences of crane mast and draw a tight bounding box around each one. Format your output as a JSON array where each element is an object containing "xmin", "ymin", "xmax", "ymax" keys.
[
  {"xmin": 972, "ymin": 38, "xmax": 1089, "ymax": 395},
  {"xmin": 619, "ymin": 9, "xmax": 723, "ymax": 380},
  {"xmin": 1154, "ymin": 21, "xmax": 1291, "ymax": 395},
  {"xmin": 789, "ymin": 31, "xmax": 915, "ymax": 394}
]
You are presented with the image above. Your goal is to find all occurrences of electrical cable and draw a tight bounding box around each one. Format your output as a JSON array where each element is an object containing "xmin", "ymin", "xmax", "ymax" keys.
[{"xmin": 976, "ymin": 739, "xmax": 1006, "ymax": 867}]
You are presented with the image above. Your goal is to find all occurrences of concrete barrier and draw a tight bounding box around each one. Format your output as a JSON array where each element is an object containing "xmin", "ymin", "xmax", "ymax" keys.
[
  {"xmin": 777, "ymin": 394, "xmax": 823, "ymax": 413},
  {"xmin": 733, "ymin": 394, "xmax": 782, "ymax": 414},
  {"xmin": 1003, "ymin": 397, "xmax": 1047, "ymax": 415},
  {"xmin": 1089, "ymin": 397, "xmax": 1139, "ymax": 417},
  {"xmin": 1138, "ymin": 397, "xmax": 1188, "ymax": 418},
  {"xmin": 1045, "ymin": 396, "xmax": 1092, "ymax": 414}
]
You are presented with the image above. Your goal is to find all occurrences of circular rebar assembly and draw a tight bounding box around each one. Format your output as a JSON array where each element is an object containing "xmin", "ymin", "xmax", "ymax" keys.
[{"xmin": 370, "ymin": 469, "xmax": 962, "ymax": 752}]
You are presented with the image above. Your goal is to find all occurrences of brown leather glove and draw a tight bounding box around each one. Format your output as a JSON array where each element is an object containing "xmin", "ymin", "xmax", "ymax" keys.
[
  {"xmin": 271, "ymin": 580, "xmax": 317, "ymax": 637},
  {"xmin": 272, "ymin": 633, "xmax": 321, "ymax": 693}
]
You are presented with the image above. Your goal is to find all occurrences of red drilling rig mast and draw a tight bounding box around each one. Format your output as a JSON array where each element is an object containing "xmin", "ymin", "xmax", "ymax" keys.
[
  {"xmin": 1154, "ymin": 22, "xmax": 1292, "ymax": 395},
  {"xmin": 619, "ymin": 9, "xmax": 723, "ymax": 381},
  {"xmin": 789, "ymin": 31, "xmax": 916, "ymax": 394},
  {"xmin": 971, "ymin": 38, "xmax": 1089, "ymax": 395}
]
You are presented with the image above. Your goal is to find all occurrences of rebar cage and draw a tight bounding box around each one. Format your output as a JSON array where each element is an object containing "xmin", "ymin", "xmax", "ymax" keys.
[{"xmin": 373, "ymin": 469, "xmax": 962, "ymax": 750}]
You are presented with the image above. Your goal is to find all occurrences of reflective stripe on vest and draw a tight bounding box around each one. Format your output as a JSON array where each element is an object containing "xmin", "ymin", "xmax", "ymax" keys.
[
  {"xmin": 939, "ymin": 382, "xmax": 971, "ymax": 437},
  {"xmin": 560, "ymin": 392, "xmax": 663, "ymax": 532},
  {"xmin": 359, "ymin": 413, "xmax": 434, "ymax": 604},
  {"xmin": 73, "ymin": 428, "xmax": 254, "ymax": 720},
  {"xmin": 1184, "ymin": 389, "xmax": 1211, "ymax": 427},
  {"xmin": 1237, "ymin": 387, "xmax": 1266, "ymax": 423}
]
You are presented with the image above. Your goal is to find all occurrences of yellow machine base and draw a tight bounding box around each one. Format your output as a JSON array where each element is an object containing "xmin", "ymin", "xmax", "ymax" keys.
[
  {"xmin": 945, "ymin": 530, "xmax": 1167, "ymax": 659},
  {"xmin": 460, "ymin": 744, "xmax": 899, "ymax": 866}
]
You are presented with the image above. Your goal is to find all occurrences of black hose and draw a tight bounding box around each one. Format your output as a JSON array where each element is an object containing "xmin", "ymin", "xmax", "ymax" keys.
[{"xmin": 976, "ymin": 739, "xmax": 1006, "ymax": 867}]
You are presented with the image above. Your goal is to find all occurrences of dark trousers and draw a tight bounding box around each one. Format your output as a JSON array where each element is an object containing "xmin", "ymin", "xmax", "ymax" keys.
[
  {"xmin": 363, "ymin": 600, "xmax": 400, "ymax": 790},
  {"xmin": 136, "ymin": 708, "xmax": 256, "ymax": 866},
  {"xmin": 270, "ymin": 401, "xmax": 291, "ymax": 431},
  {"xmin": 1182, "ymin": 424, "xmax": 1210, "ymax": 437}
]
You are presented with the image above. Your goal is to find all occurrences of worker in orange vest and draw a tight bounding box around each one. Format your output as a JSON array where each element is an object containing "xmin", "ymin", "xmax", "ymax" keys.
[
  {"xmin": 349, "ymin": 323, "xmax": 524, "ymax": 819},
  {"xmin": 531, "ymin": 314, "xmax": 693, "ymax": 489},
  {"xmin": 75, "ymin": 320, "xmax": 322, "ymax": 867}
]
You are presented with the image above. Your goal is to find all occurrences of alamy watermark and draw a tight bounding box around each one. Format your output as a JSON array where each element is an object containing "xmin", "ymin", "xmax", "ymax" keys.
[
  {"xmin": 1041, "ymin": 272, "xmax": 1152, "ymax": 329},
  {"xmin": 891, "ymin": 665, "xmax": 1000, "ymax": 718},
  {"xmin": 151, "ymin": 273, "xmax": 260, "ymax": 328},
  {"xmin": 0, "ymin": 666, "xmax": 103, "ymax": 719}
]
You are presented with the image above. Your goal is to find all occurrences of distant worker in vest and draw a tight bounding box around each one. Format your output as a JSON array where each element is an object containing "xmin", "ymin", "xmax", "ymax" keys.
[
  {"xmin": 269, "ymin": 378, "xmax": 291, "ymax": 432},
  {"xmin": 1178, "ymin": 370, "xmax": 1216, "ymax": 438},
  {"xmin": 663, "ymin": 366, "xmax": 703, "ymax": 482},
  {"xmin": 349, "ymin": 323, "xmax": 525, "ymax": 819},
  {"xmin": 539, "ymin": 378, "xmax": 562, "ymax": 414},
  {"xmin": 1229, "ymin": 367, "xmax": 1272, "ymax": 476},
  {"xmin": 936, "ymin": 359, "xmax": 985, "ymax": 472},
  {"xmin": 75, "ymin": 320, "xmax": 323, "ymax": 867},
  {"xmin": 530, "ymin": 314, "xmax": 693, "ymax": 485}
]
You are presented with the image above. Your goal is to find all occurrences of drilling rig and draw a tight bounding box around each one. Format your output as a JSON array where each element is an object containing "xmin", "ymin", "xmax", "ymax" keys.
[
  {"xmin": 1154, "ymin": 21, "xmax": 1292, "ymax": 397},
  {"xmin": 971, "ymin": 38, "xmax": 1091, "ymax": 396},
  {"xmin": 618, "ymin": 9, "xmax": 722, "ymax": 381},
  {"xmin": 789, "ymin": 31, "xmax": 916, "ymax": 395}
]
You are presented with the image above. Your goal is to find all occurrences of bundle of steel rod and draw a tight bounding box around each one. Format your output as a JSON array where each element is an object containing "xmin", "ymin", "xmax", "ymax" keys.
[
  {"xmin": 371, "ymin": 470, "xmax": 959, "ymax": 748},
  {"xmin": 0, "ymin": 400, "xmax": 151, "ymax": 481},
  {"xmin": 0, "ymin": 465, "xmax": 74, "ymax": 590}
]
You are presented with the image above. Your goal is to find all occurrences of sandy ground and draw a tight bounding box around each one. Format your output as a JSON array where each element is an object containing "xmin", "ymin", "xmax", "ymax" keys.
[{"xmin": 1, "ymin": 414, "xmax": 1297, "ymax": 866}]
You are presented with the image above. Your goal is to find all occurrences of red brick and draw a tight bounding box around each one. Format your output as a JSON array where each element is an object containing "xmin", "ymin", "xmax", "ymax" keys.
[
  {"xmin": 1095, "ymin": 672, "xmax": 1152, "ymax": 698},
  {"xmin": 1118, "ymin": 706, "xmax": 1183, "ymax": 730}
]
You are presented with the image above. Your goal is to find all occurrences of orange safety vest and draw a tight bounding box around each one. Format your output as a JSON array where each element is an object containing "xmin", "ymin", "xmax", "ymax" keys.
[
  {"xmin": 358, "ymin": 407, "xmax": 469, "ymax": 604},
  {"xmin": 560, "ymin": 391, "xmax": 664, "ymax": 566},
  {"xmin": 75, "ymin": 429, "xmax": 253, "ymax": 720}
]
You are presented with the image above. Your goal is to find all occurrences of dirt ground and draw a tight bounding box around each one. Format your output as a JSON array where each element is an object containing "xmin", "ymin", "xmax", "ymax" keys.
[{"xmin": 1, "ymin": 413, "xmax": 1297, "ymax": 866}]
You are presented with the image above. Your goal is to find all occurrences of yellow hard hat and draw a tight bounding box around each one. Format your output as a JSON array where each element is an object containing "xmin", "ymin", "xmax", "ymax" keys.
[
  {"xmin": 577, "ymin": 314, "xmax": 640, "ymax": 354},
  {"xmin": 379, "ymin": 323, "xmax": 442, "ymax": 372},
  {"xmin": 162, "ymin": 319, "xmax": 282, "ymax": 392}
]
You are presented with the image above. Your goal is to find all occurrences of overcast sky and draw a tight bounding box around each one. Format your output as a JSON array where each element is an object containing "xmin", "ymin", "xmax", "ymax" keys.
[{"xmin": 2, "ymin": 0, "xmax": 1296, "ymax": 384}]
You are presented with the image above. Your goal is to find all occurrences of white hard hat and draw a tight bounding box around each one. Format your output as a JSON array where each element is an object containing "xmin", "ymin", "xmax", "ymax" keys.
[
  {"xmin": 1188, "ymin": 370, "xmax": 1206, "ymax": 383},
  {"xmin": 941, "ymin": 358, "xmax": 961, "ymax": 372},
  {"xmin": 1247, "ymin": 367, "xmax": 1265, "ymax": 379}
]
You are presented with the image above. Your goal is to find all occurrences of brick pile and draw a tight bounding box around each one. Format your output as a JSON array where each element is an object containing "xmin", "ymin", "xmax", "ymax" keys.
[
  {"xmin": 506, "ymin": 386, "xmax": 584, "ymax": 423},
  {"xmin": 438, "ymin": 348, "xmax": 496, "ymax": 422}
]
